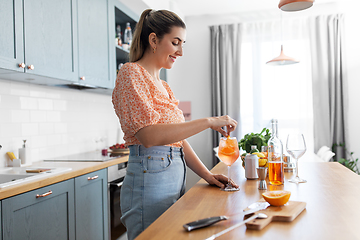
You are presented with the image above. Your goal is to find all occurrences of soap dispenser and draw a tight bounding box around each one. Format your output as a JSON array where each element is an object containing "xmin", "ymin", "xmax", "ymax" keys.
[{"xmin": 19, "ymin": 140, "xmax": 31, "ymax": 165}]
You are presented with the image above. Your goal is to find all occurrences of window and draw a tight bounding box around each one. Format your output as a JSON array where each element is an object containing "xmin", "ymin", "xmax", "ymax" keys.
[{"xmin": 239, "ymin": 36, "xmax": 314, "ymax": 161}]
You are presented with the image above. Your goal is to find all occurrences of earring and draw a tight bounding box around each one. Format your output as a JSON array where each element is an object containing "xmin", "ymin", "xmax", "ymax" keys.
[{"xmin": 153, "ymin": 47, "xmax": 156, "ymax": 53}]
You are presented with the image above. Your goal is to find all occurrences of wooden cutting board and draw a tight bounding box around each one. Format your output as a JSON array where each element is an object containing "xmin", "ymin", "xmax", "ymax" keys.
[{"xmin": 245, "ymin": 200, "xmax": 306, "ymax": 230}]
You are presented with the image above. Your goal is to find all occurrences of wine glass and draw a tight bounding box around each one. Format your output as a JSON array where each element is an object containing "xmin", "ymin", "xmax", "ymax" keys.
[
  {"xmin": 218, "ymin": 136, "xmax": 240, "ymax": 191},
  {"xmin": 286, "ymin": 134, "xmax": 307, "ymax": 183}
]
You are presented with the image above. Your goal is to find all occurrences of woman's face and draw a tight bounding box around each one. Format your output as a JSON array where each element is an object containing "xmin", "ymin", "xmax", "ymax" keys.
[{"xmin": 155, "ymin": 26, "xmax": 186, "ymax": 69}]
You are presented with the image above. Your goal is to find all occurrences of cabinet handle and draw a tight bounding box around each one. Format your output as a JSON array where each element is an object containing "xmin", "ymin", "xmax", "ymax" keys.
[
  {"xmin": 27, "ymin": 65, "xmax": 34, "ymax": 70},
  {"xmin": 87, "ymin": 175, "xmax": 99, "ymax": 180},
  {"xmin": 80, "ymin": 76, "xmax": 85, "ymax": 81},
  {"xmin": 18, "ymin": 63, "xmax": 25, "ymax": 68},
  {"xmin": 36, "ymin": 190, "xmax": 52, "ymax": 198}
]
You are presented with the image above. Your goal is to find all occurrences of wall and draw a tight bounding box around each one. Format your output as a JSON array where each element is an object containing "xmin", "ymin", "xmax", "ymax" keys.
[
  {"xmin": 168, "ymin": 1, "xmax": 360, "ymax": 190},
  {"xmin": 0, "ymin": 79, "xmax": 122, "ymax": 167},
  {"xmin": 340, "ymin": 2, "xmax": 360, "ymax": 170}
]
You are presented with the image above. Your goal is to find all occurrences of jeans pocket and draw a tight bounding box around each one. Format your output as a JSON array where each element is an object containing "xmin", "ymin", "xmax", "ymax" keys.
[
  {"xmin": 120, "ymin": 171, "xmax": 134, "ymax": 214},
  {"xmin": 145, "ymin": 155, "xmax": 172, "ymax": 173}
]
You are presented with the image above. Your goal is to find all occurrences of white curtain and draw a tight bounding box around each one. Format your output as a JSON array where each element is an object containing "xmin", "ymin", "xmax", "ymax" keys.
[{"xmin": 308, "ymin": 14, "xmax": 347, "ymax": 159}]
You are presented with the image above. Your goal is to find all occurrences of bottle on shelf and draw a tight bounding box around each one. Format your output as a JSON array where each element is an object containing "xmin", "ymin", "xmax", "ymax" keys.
[
  {"xmin": 267, "ymin": 119, "xmax": 284, "ymax": 185},
  {"xmin": 116, "ymin": 25, "xmax": 122, "ymax": 46},
  {"xmin": 123, "ymin": 22, "xmax": 133, "ymax": 49}
]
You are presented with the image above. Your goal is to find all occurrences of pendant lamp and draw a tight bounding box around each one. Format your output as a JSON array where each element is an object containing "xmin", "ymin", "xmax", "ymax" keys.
[
  {"xmin": 266, "ymin": 45, "xmax": 299, "ymax": 65},
  {"xmin": 278, "ymin": 0, "xmax": 314, "ymax": 12},
  {"xmin": 266, "ymin": 11, "xmax": 299, "ymax": 66}
]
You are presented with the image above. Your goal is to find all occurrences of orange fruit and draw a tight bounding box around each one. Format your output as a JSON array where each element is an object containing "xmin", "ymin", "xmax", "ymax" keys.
[
  {"xmin": 220, "ymin": 147, "xmax": 235, "ymax": 156},
  {"xmin": 262, "ymin": 190, "xmax": 291, "ymax": 206}
]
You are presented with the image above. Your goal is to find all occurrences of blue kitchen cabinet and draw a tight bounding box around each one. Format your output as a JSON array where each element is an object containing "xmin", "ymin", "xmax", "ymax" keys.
[
  {"xmin": 0, "ymin": 0, "xmax": 78, "ymax": 83},
  {"xmin": 0, "ymin": 0, "xmax": 24, "ymax": 73},
  {"xmin": 2, "ymin": 179, "xmax": 75, "ymax": 240},
  {"xmin": 77, "ymin": 0, "xmax": 111, "ymax": 89},
  {"xmin": 74, "ymin": 169, "xmax": 108, "ymax": 240}
]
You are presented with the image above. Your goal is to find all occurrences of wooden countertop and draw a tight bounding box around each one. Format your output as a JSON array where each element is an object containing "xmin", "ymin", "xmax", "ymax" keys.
[
  {"xmin": 136, "ymin": 161, "xmax": 360, "ymax": 240},
  {"xmin": 0, "ymin": 155, "xmax": 129, "ymax": 200}
]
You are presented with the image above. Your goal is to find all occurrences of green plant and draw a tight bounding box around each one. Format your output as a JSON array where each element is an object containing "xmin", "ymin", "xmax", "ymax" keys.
[
  {"xmin": 239, "ymin": 128, "xmax": 271, "ymax": 153},
  {"xmin": 332, "ymin": 143, "xmax": 360, "ymax": 175}
]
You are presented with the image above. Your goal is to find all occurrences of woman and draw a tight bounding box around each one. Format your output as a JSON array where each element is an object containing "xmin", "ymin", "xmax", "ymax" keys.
[{"xmin": 112, "ymin": 9, "xmax": 238, "ymax": 240}]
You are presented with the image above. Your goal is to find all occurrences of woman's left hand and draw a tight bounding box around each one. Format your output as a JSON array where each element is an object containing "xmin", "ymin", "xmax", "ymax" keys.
[{"xmin": 204, "ymin": 173, "xmax": 239, "ymax": 189}]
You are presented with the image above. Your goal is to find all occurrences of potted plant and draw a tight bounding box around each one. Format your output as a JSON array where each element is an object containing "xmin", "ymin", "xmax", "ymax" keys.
[
  {"xmin": 332, "ymin": 143, "xmax": 360, "ymax": 175},
  {"xmin": 238, "ymin": 128, "xmax": 271, "ymax": 153},
  {"xmin": 238, "ymin": 128, "xmax": 271, "ymax": 168}
]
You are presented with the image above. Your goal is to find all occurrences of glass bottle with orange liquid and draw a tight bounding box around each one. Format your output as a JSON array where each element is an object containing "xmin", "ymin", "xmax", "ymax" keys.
[
  {"xmin": 218, "ymin": 136, "xmax": 240, "ymax": 191},
  {"xmin": 267, "ymin": 119, "xmax": 284, "ymax": 185}
]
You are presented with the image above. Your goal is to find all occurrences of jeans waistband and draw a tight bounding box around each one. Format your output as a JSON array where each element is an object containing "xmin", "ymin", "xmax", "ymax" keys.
[{"xmin": 129, "ymin": 145, "xmax": 183, "ymax": 158}]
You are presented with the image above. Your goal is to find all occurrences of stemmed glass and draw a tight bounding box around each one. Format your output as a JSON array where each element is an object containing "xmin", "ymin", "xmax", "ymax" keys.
[
  {"xmin": 286, "ymin": 134, "xmax": 307, "ymax": 183},
  {"xmin": 218, "ymin": 136, "xmax": 240, "ymax": 191}
]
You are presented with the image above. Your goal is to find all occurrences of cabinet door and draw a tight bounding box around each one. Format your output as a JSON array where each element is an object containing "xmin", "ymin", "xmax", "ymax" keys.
[
  {"xmin": 77, "ymin": 0, "xmax": 110, "ymax": 88},
  {"xmin": 75, "ymin": 169, "xmax": 109, "ymax": 240},
  {"xmin": 23, "ymin": 0, "xmax": 78, "ymax": 82},
  {"xmin": 0, "ymin": 0, "xmax": 24, "ymax": 73},
  {"xmin": 2, "ymin": 179, "xmax": 75, "ymax": 240}
]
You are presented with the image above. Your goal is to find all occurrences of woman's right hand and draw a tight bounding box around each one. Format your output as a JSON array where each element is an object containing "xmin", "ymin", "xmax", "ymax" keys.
[{"xmin": 209, "ymin": 115, "xmax": 237, "ymax": 137}]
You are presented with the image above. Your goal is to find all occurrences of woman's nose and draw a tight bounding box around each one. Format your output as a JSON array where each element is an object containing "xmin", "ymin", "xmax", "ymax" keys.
[{"xmin": 176, "ymin": 47, "xmax": 183, "ymax": 56}]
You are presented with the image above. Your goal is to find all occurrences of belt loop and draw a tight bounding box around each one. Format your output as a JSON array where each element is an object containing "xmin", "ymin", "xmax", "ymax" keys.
[
  {"xmin": 170, "ymin": 146, "xmax": 173, "ymax": 159},
  {"xmin": 138, "ymin": 145, "xmax": 141, "ymax": 156}
]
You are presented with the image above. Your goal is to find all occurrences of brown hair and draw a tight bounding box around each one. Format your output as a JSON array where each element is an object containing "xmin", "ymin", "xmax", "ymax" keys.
[{"xmin": 129, "ymin": 9, "xmax": 186, "ymax": 62}]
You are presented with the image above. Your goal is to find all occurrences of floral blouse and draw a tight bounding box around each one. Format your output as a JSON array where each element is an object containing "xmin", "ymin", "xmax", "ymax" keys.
[{"xmin": 112, "ymin": 62, "xmax": 185, "ymax": 147}]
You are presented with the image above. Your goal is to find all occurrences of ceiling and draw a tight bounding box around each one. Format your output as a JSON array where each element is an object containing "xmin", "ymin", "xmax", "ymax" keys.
[
  {"xmin": 143, "ymin": 0, "xmax": 338, "ymax": 17},
  {"xmin": 119, "ymin": 0, "xmax": 342, "ymax": 22}
]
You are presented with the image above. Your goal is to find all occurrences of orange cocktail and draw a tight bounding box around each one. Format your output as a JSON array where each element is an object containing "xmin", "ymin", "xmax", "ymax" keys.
[
  {"xmin": 218, "ymin": 137, "xmax": 240, "ymax": 166},
  {"xmin": 218, "ymin": 136, "xmax": 240, "ymax": 191}
]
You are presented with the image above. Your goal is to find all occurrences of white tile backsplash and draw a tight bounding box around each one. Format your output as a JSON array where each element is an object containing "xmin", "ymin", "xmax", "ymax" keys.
[
  {"xmin": 46, "ymin": 111, "xmax": 61, "ymax": 122},
  {"xmin": 11, "ymin": 110, "xmax": 30, "ymax": 122},
  {"xmin": 0, "ymin": 79, "xmax": 123, "ymax": 167},
  {"xmin": 10, "ymin": 87, "xmax": 29, "ymax": 97},
  {"xmin": 39, "ymin": 122, "xmax": 54, "ymax": 135},
  {"xmin": 30, "ymin": 110, "xmax": 47, "ymax": 122},
  {"xmin": 53, "ymin": 99, "xmax": 67, "ymax": 111},
  {"xmin": 21, "ymin": 123, "xmax": 39, "ymax": 136},
  {"xmin": 20, "ymin": 96, "xmax": 38, "ymax": 109},
  {"xmin": 38, "ymin": 98, "xmax": 53, "ymax": 110},
  {"xmin": 1, "ymin": 95, "xmax": 20, "ymax": 109},
  {"xmin": 0, "ymin": 123, "xmax": 22, "ymax": 138}
]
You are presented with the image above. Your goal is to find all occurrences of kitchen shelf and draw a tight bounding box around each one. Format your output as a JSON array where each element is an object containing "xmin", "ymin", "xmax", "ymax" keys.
[
  {"xmin": 108, "ymin": 0, "xmax": 138, "ymax": 86},
  {"xmin": 116, "ymin": 45, "xmax": 129, "ymax": 63}
]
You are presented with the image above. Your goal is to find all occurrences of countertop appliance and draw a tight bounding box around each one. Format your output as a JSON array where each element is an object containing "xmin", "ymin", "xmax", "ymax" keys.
[{"xmin": 44, "ymin": 151, "xmax": 127, "ymax": 162}]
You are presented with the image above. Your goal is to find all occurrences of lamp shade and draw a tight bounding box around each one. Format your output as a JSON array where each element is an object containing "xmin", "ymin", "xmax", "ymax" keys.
[
  {"xmin": 278, "ymin": 0, "xmax": 314, "ymax": 11},
  {"xmin": 266, "ymin": 45, "xmax": 299, "ymax": 66}
]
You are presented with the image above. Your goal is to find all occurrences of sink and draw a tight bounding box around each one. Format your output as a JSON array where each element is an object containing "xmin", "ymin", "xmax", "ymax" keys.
[
  {"xmin": 0, "ymin": 167, "xmax": 72, "ymax": 189},
  {"xmin": 0, "ymin": 174, "xmax": 37, "ymax": 184}
]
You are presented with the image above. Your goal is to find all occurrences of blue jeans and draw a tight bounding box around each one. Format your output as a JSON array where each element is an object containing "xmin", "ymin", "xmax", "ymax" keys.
[{"xmin": 120, "ymin": 145, "xmax": 186, "ymax": 240}]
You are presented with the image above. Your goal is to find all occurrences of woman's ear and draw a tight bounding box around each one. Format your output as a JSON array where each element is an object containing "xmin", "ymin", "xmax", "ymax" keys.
[{"xmin": 148, "ymin": 32, "xmax": 157, "ymax": 49}]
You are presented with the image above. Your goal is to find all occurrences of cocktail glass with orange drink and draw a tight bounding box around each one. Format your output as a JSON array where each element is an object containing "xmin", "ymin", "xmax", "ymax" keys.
[{"xmin": 218, "ymin": 136, "xmax": 240, "ymax": 191}]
